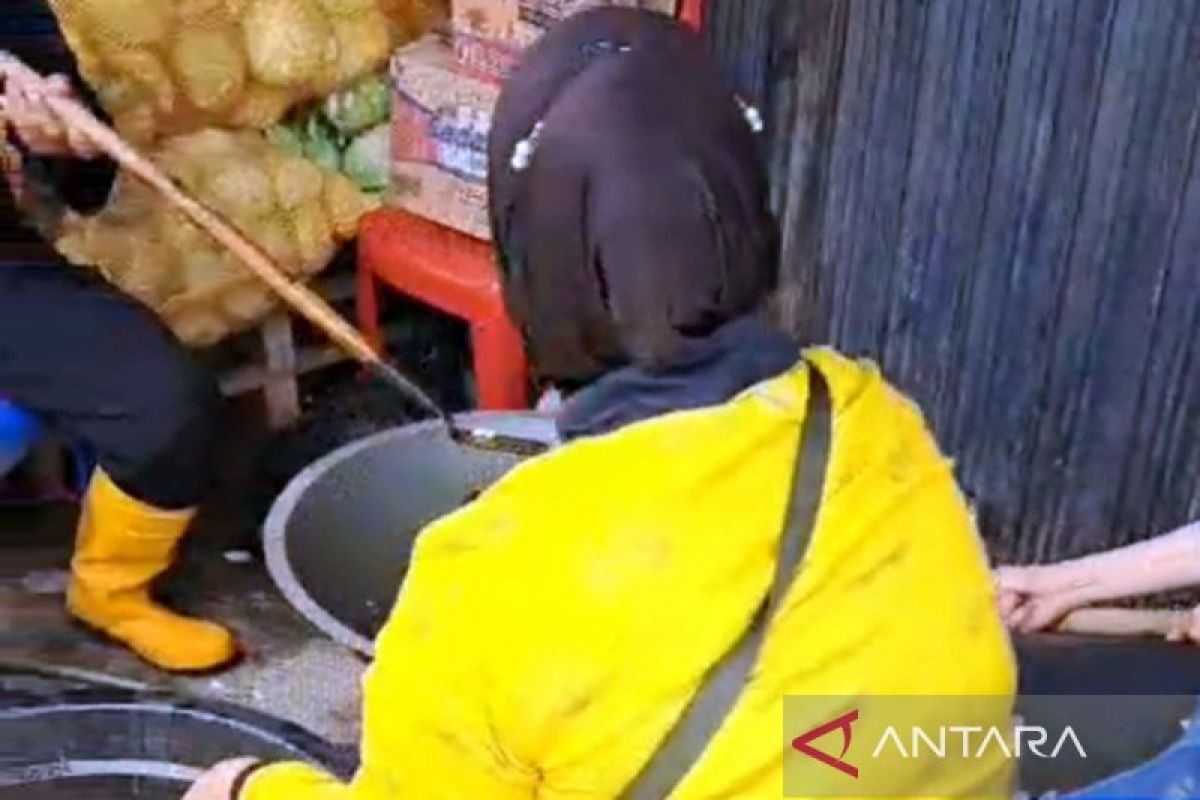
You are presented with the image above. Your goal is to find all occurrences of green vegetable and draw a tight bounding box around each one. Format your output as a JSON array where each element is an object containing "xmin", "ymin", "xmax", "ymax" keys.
[
  {"xmin": 342, "ymin": 123, "xmax": 389, "ymax": 193},
  {"xmin": 323, "ymin": 73, "xmax": 391, "ymax": 136},
  {"xmin": 301, "ymin": 113, "xmax": 343, "ymax": 172},
  {"xmin": 265, "ymin": 77, "xmax": 390, "ymax": 191}
]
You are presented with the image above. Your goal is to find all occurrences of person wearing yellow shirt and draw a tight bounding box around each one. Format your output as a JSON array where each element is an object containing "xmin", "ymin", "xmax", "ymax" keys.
[{"xmin": 186, "ymin": 8, "xmax": 1014, "ymax": 799}]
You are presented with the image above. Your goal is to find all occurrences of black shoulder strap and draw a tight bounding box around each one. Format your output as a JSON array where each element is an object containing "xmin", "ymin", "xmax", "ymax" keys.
[{"xmin": 621, "ymin": 364, "xmax": 833, "ymax": 800}]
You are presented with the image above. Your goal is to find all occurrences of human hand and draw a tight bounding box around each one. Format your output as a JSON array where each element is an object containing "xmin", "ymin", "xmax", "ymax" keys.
[
  {"xmin": 1166, "ymin": 605, "xmax": 1200, "ymax": 645},
  {"xmin": 994, "ymin": 563, "xmax": 1097, "ymax": 633},
  {"xmin": 1, "ymin": 68, "xmax": 98, "ymax": 159},
  {"xmin": 181, "ymin": 758, "xmax": 262, "ymax": 800}
]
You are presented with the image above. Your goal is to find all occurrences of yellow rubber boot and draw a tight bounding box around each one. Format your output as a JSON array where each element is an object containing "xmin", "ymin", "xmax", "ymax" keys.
[{"xmin": 67, "ymin": 469, "xmax": 239, "ymax": 672}]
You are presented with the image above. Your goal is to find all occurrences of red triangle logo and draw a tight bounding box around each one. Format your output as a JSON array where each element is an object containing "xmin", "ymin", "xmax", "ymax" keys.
[{"xmin": 791, "ymin": 709, "xmax": 860, "ymax": 778}]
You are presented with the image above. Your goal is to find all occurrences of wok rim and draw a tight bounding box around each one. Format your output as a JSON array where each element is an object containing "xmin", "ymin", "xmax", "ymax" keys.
[
  {"xmin": 263, "ymin": 412, "xmax": 554, "ymax": 658},
  {"xmin": 0, "ymin": 686, "xmax": 352, "ymax": 786}
]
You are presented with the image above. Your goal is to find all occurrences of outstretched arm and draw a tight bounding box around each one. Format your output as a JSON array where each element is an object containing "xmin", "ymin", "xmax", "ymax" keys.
[{"xmin": 996, "ymin": 518, "xmax": 1200, "ymax": 632}]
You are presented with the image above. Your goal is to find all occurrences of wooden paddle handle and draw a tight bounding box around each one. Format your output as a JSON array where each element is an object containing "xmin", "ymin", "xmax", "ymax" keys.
[
  {"xmin": 1054, "ymin": 607, "xmax": 1190, "ymax": 639},
  {"xmin": 0, "ymin": 51, "xmax": 379, "ymax": 366}
]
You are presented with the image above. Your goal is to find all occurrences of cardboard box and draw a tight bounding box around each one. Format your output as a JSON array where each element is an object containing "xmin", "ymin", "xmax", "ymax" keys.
[
  {"xmin": 452, "ymin": 0, "xmax": 681, "ymax": 82},
  {"xmin": 388, "ymin": 36, "xmax": 499, "ymax": 240}
]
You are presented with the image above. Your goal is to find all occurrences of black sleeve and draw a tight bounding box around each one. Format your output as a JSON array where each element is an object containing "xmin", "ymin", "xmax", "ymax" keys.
[
  {"xmin": 17, "ymin": 80, "xmax": 118, "ymax": 216},
  {"xmin": 3, "ymin": 1, "xmax": 118, "ymax": 221}
]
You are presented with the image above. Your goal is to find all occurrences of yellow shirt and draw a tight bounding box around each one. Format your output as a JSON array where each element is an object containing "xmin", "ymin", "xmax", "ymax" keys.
[{"xmin": 244, "ymin": 349, "xmax": 1015, "ymax": 799}]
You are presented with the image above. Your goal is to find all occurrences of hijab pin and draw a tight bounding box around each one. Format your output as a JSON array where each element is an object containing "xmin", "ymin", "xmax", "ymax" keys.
[
  {"xmin": 581, "ymin": 40, "xmax": 631, "ymax": 57},
  {"xmin": 511, "ymin": 121, "xmax": 545, "ymax": 172},
  {"xmin": 736, "ymin": 97, "xmax": 765, "ymax": 134}
]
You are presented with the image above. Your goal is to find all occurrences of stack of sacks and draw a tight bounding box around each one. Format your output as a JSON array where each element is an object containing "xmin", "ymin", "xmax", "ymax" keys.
[
  {"xmin": 55, "ymin": 129, "xmax": 376, "ymax": 346},
  {"xmin": 49, "ymin": 0, "xmax": 445, "ymax": 140},
  {"xmin": 45, "ymin": 0, "xmax": 445, "ymax": 346}
]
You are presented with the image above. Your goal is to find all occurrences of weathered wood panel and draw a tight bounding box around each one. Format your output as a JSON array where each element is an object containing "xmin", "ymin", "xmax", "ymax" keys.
[{"xmin": 713, "ymin": 0, "xmax": 1200, "ymax": 561}]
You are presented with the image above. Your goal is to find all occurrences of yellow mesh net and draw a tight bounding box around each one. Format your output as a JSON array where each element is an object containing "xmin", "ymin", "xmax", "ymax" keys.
[
  {"xmin": 49, "ymin": 0, "xmax": 442, "ymax": 140},
  {"xmin": 45, "ymin": 0, "xmax": 446, "ymax": 346},
  {"xmin": 55, "ymin": 129, "xmax": 378, "ymax": 346}
]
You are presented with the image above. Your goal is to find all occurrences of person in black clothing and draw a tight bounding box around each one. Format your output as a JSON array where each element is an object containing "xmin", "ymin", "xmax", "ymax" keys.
[{"xmin": 0, "ymin": 2, "xmax": 238, "ymax": 672}]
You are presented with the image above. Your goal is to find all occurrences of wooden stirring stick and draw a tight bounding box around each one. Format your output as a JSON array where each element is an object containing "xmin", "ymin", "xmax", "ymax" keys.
[
  {"xmin": 0, "ymin": 51, "xmax": 452, "ymax": 422},
  {"xmin": 0, "ymin": 51, "xmax": 551, "ymax": 457}
]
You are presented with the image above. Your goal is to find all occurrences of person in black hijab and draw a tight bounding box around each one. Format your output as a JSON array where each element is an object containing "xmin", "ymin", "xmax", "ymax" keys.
[{"xmin": 488, "ymin": 6, "xmax": 794, "ymax": 439}]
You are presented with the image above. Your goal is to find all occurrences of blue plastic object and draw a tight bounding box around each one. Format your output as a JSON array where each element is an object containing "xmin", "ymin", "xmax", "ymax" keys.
[
  {"xmin": 0, "ymin": 400, "xmax": 41, "ymax": 478},
  {"xmin": 1061, "ymin": 701, "xmax": 1200, "ymax": 799}
]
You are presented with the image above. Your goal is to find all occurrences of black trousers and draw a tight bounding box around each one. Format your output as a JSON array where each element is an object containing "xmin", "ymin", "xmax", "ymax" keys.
[{"xmin": 0, "ymin": 259, "xmax": 217, "ymax": 509}]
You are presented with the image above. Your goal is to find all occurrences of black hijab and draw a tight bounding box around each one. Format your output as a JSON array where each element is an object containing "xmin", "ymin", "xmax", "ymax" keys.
[{"xmin": 488, "ymin": 7, "xmax": 779, "ymax": 388}]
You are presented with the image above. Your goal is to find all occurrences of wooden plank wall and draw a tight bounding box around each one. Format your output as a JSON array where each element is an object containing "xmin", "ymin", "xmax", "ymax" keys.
[{"xmin": 709, "ymin": 0, "xmax": 1200, "ymax": 563}]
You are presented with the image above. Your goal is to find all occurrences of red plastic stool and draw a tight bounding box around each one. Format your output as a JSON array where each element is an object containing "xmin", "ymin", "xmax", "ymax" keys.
[
  {"xmin": 679, "ymin": 0, "xmax": 705, "ymax": 30},
  {"xmin": 357, "ymin": 209, "xmax": 529, "ymax": 410}
]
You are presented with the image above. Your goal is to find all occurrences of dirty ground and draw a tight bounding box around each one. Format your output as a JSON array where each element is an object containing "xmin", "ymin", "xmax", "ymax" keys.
[{"xmin": 0, "ymin": 501, "xmax": 366, "ymax": 748}]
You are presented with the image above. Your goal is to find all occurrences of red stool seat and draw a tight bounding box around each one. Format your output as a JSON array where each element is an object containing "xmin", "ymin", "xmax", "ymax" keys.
[{"xmin": 357, "ymin": 209, "xmax": 529, "ymax": 410}]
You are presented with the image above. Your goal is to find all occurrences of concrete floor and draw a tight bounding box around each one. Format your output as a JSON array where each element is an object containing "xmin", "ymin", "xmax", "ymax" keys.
[
  {"xmin": 0, "ymin": 339, "xmax": 464, "ymax": 765},
  {"xmin": 0, "ymin": 501, "xmax": 366, "ymax": 747}
]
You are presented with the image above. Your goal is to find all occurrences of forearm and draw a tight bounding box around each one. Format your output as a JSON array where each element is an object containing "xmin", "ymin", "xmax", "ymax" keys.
[{"xmin": 1050, "ymin": 519, "xmax": 1200, "ymax": 603}]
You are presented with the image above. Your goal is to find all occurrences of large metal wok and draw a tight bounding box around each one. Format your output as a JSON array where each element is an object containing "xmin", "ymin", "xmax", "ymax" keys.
[{"xmin": 264, "ymin": 412, "xmax": 556, "ymax": 657}]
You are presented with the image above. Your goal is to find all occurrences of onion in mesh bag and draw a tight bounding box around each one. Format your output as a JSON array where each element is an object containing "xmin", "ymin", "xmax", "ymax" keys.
[
  {"xmin": 242, "ymin": 0, "xmax": 336, "ymax": 88},
  {"xmin": 48, "ymin": 0, "xmax": 445, "ymax": 140},
  {"xmin": 52, "ymin": 129, "xmax": 377, "ymax": 346},
  {"xmin": 170, "ymin": 25, "xmax": 248, "ymax": 112}
]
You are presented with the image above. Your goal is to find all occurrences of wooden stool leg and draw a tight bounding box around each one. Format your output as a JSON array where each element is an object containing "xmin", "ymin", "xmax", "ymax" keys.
[
  {"xmin": 471, "ymin": 316, "xmax": 529, "ymax": 410},
  {"xmin": 262, "ymin": 312, "xmax": 301, "ymax": 430}
]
